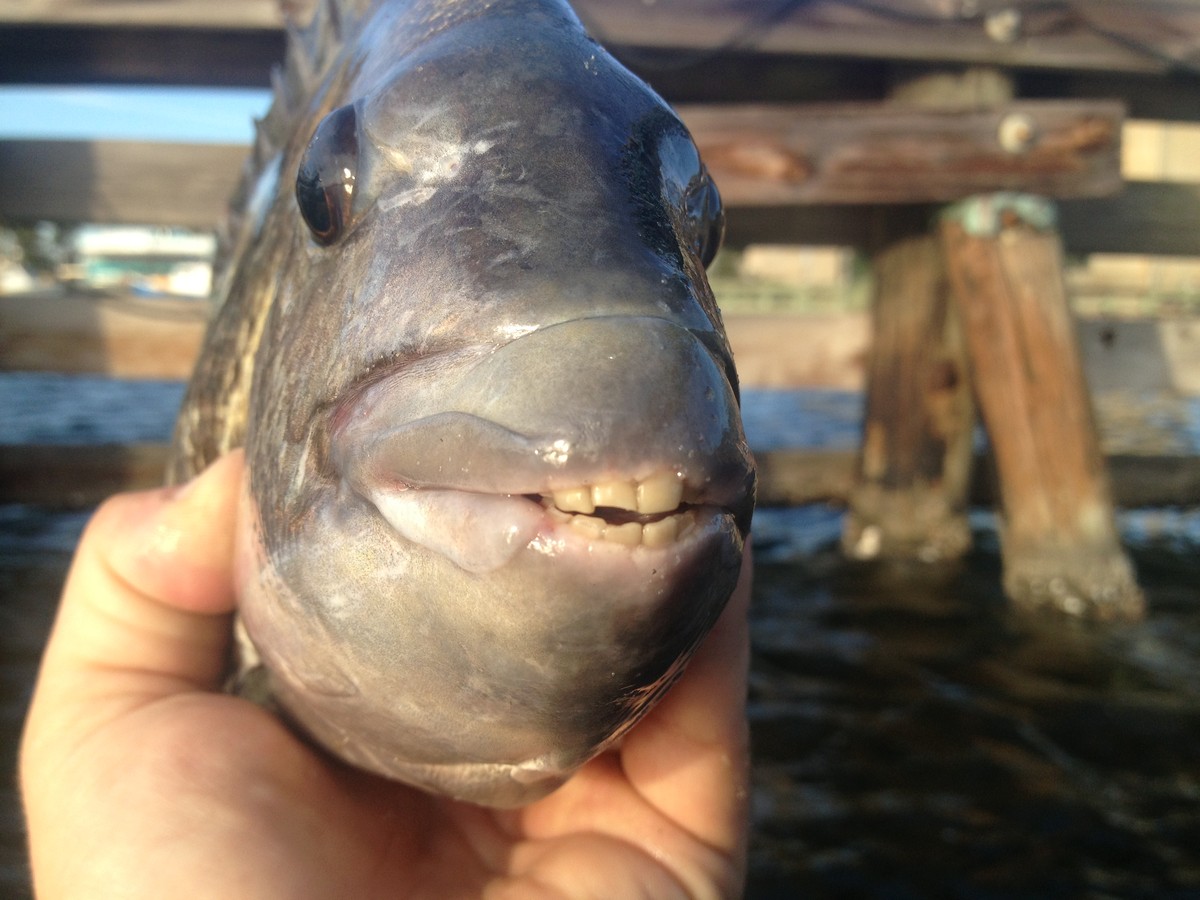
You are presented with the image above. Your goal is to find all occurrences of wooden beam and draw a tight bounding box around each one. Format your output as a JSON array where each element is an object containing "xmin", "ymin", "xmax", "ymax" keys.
[
  {"xmin": 0, "ymin": 140, "xmax": 246, "ymax": 228},
  {"xmin": 0, "ymin": 99, "xmax": 1122, "ymax": 226},
  {"xmin": 0, "ymin": 292, "xmax": 206, "ymax": 379},
  {"xmin": 4, "ymin": 443, "xmax": 1199, "ymax": 510},
  {"xmin": 4, "ymin": 31, "xmax": 1198, "ymax": 123},
  {"xmin": 842, "ymin": 230, "xmax": 975, "ymax": 564},
  {"xmin": 6, "ymin": 300, "xmax": 1200, "ymax": 397},
  {"xmin": 725, "ymin": 183, "xmax": 1200, "ymax": 256},
  {"xmin": 685, "ymin": 100, "xmax": 1123, "ymax": 204},
  {"xmin": 0, "ymin": 0, "xmax": 282, "ymax": 28},
  {"xmin": 0, "ymin": 25, "xmax": 285, "ymax": 88},
  {"xmin": 575, "ymin": 0, "xmax": 1200, "ymax": 76},
  {"xmin": 1058, "ymin": 182, "xmax": 1200, "ymax": 257},
  {"xmin": 3, "ymin": 0, "xmax": 1196, "ymax": 76},
  {"xmin": 940, "ymin": 198, "xmax": 1143, "ymax": 619}
]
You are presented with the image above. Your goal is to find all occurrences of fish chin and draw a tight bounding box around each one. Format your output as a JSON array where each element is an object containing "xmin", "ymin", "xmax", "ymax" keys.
[{"xmin": 235, "ymin": 471, "xmax": 744, "ymax": 806}]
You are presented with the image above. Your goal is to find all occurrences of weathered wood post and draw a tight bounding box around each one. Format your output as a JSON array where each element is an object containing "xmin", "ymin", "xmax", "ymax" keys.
[
  {"xmin": 842, "ymin": 220, "xmax": 975, "ymax": 564},
  {"xmin": 939, "ymin": 195, "xmax": 1144, "ymax": 619},
  {"xmin": 841, "ymin": 71, "xmax": 1005, "ymax": 566}
]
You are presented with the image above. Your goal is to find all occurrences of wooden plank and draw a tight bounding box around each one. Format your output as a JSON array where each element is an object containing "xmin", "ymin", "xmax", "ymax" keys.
[
  {"xmin": 1059, "ymin": 182, "xmax": 1200, "ymax": 256},
  {"xmin": 0, "ymin": 99, "xmax": 1122, "ymax": 226},
  {"xmin": 4, "ymin": 30, "xmax": 1198, "ymax": 123},
  {"xmin": 4, "ymin": 443, "xmax": 1199, "ymax": 510},
  {"xmin": 3, "ymin": 0, "xmax": 1196, "ymax": 76},
  {"xmin": 7, "ymin": 300, "xmax": 1200, "ymax": 398},
  {"xmin": 0, "ymin": 0, "xmax": 282, "ymax": 28},
  {"xmin": 0, "ymin": 443, "xmax": 170, "ymax": 507},
  {"xmin": 0, "ymin": 25, "xmax": 285, "ymax": 87},
  {"xmin": 685, "ymin": 100, "xmax": 1123, "ymax": 204},
  {"xmin": 574, "ymin": 0, "xmax": 1200, "ymax": 75},
  {"xmin": 9, "ymin": 145, "xmax": 1182, "ymax": 256},
  {"xmin": 726, "ymin": 183, "xmax": 1200, "ymax": 257},
  {"xmin": 0, "ymin": 140, "xmax": 246, "ymax": 228},
  {"xmin": 0, "ymin": 292, "xmax": 206, "ymax": 379}
]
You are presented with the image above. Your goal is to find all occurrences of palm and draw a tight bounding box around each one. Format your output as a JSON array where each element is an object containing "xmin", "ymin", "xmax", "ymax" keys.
[
  {"xmin": 21, "ymin": 454, "xmax": 749, "ymax": 899},
  {"xmin": 76, "ymin": 636, "xmax": 745, "ymax": 899}
]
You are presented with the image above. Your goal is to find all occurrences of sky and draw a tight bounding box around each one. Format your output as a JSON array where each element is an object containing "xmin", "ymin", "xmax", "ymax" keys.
[{"xmin": 0, "ymin": 86, "xmax": 272, "ymax": 144}]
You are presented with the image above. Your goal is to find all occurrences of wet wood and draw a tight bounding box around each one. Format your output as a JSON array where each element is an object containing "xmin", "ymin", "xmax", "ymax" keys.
[
  {"xmin": 0, "ymin": 292, "xmax": 206, "ymax": 379},
  {"xmin": 575, "ymin": 0, "xmax": 1200, "ymax": 75},
  {"xmin": 0, "ymin": 101, "xmax": 1121, "ymax": 227},
  {"xmin": 0, "ymin": 0, "xmax": 282, "ymax": 28},
  {"xmin": 0, "ymin": 140, "xmax": 246, "ymax": 229},
  {"xmin": 9, "ymin": 297, "xmax": 1200, "ymax": 397},
  {"xmin": 939, "ymin": 202, "xmax": 1144, "ymax": 619},
  {"xmin": 0, "ymin": 444, "xmax": 170, "ymax": 507},
  {"xmin": 842, "ymin": 231, "xmax": 975, "ymax": 563},
  {"xmin": 681, "ymin": 100, "xmax": 1123, "ymax": 205},
  {"xmin": 4, "ymin": 1, "xmax": 1195, "ymax": 76},
  {"xmin": 5, "ymin": 443, "xmax": 1200, "ymax": 510}
]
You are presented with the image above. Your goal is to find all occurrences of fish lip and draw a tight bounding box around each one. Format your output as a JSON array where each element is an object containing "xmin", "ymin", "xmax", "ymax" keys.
[
  {"xmin": 358, "ymin": 476, "xmax": 740, "ymax": 576},
  {"xmin": 333, "ymin": 408, "xmax": 754, "ymax": 532},
  {"xmin": 327, "ymin": 314, "xmax": 757, "ymax": 542}
]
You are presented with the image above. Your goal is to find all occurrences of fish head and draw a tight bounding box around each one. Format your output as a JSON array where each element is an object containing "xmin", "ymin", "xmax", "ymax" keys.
[{"xmin": 237, "ymin": 2, "xmax": 755, "ymax": 807}]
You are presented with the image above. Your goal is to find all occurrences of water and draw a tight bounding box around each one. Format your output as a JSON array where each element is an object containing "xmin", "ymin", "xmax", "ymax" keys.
[{"xmin": 2, "ymin": 375, "xmax": 1200, "ymax": 897}]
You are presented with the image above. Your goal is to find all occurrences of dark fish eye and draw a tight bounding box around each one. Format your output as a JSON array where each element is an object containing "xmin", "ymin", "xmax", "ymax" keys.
[
  {"xmin": 295, "ymin": 103, "xmax": 360, "ymax": 245},
  {"xmin": 685, "ymin": 168, "xmax": 725, "ymax": 268}
]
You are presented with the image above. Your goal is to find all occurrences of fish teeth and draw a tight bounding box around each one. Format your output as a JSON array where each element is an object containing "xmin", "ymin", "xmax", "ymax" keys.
[
  {"xmin": 551, "ymin": 471, "xmax": 684, "ymax": 515},
  {"xmin": 636, "ymin": 470, "xmax": 684, "ymax": 515},
  {"xmin": 563, "ymin": 510, "xmax": 697, "ymax": 549},
  {"xmin": 641, "ymin": 516, "xmax": 678, "ymax": 549},
  {"xmin": 591, "ymin": 480, "xmax": 638, "ymax": 511},
  {"xmin": 552, "ymin": 486, "xmax": 594, "ymax": 514},
  {"xmin": 546, "ymin": 471, "xmax": 692, "ymax": 549}
]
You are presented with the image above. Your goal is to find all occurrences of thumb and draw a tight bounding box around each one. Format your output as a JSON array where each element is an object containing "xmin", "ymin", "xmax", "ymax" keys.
[{"xmin": 32, "ymin": 449, "xmax": 244, "ymax": 711}]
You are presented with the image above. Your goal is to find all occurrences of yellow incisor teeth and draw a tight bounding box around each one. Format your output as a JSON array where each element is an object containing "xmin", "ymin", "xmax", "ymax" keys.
[
  {"xmin": 607, "ymin": 521, "xmax": 643, "ymax": 547},
  {"xmin": 591, "ymin": 480, "xmax": 638, "ymax": 511},
  {"xmin": 636, "ymin": 471, "xmax": 684, "ymax": 514},
  {"xmin": 569, "ymin": 514, "xmax": 605, "ymax": 540},
  {"xmin": 552, "ymin": 486, "xmax": 594, "ymax": 513},
  {"xmin": 549, "ymin": 471, "xmax": 692, "ymax": 549},
  {"xmin": 554, "ymin": 472, "xmax": 684, "ymax": 515},
  {"xmin": 563, "ymin": 509, "xmax": 696, "ymax": 549},
  {"xmin": 641, "ymin": 516, "xmax": 678, "ymax": 549}
]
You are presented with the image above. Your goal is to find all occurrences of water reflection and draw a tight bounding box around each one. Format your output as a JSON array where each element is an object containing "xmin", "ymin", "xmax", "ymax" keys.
[
  {"xmin": 747, "ymin": 535, "xmax": 1200, "ymax": 898},
  {"xmin": 3, "ymin": 378, "xmax": 1199, "ymax": 896}
]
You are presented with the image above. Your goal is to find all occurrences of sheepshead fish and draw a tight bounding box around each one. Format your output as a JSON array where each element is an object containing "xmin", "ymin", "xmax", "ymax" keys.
[{"xmin": 171, "ymin": 0, "xmax": 755, "ymax": 807}]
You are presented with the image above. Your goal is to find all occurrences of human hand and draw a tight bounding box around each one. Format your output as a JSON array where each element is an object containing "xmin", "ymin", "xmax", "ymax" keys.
[{"xmin": 21, "ymin": 451, "xmax": 751, "ymax": 899}]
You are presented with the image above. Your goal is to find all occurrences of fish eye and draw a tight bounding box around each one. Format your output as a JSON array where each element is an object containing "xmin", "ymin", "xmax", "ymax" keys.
[
  {"xmin": 684, "ymin": 168, "xmax": 724, "ymax": 269},
  {"xmin": 295, "ymin": 103, "xmax": 360, "ymax": 245},
  {"xmin": 657, "ymin": 131, "xmax": 725, "ymax": 269}
]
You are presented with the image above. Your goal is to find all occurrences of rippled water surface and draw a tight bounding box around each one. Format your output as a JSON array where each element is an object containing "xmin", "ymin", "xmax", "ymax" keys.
[{"xmin": 2, "ymin": 376, "xmax": 1199, "ymax": 898}]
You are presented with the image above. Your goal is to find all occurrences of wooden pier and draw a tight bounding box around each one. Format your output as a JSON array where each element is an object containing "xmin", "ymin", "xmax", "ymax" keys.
[{"xmin": 5, "ymin": 0, "xmax": 1200, "ymax": 620}]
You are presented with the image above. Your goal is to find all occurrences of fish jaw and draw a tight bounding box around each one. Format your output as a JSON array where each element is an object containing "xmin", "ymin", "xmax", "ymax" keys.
[
  {"xmin": 329, "ymin": 316, "xmax": 754, "ymax": 573},
  {"xmin": 233, "ymin": 315, "xmax": 753, "ymax": 806},
  {"xmin": 235, "ymin": 477, "xmax": 745, "ymax": 807}
]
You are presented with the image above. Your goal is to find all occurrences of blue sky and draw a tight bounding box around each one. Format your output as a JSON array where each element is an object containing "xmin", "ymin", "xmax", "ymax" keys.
[{"xmin": 0, "ymin": 86, "xmax": 272, "ymax": 144}]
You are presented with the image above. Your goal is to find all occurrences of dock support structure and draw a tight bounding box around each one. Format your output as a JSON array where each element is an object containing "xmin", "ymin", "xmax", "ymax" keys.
[
  {"xmin": 842, "ymin": 223, "xmax": 975, "ymax": 565},
  {"xmin": 939, "ymin": 195, "xmax": 1144, "ymax": 619}
]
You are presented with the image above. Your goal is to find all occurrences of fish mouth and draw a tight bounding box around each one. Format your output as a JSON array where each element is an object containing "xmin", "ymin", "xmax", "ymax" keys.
[
  {"xmin": 328, "ymin": 316, "xmax": 754, "ymax": 574},
  {"xmin": 357, "ymin": 464, "xmax": 734, "ymax": 574}
]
